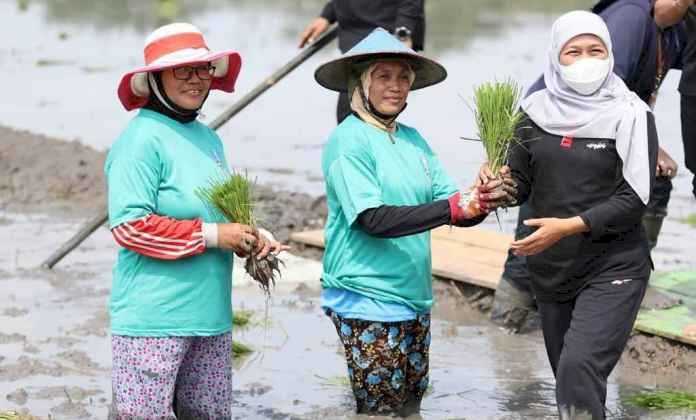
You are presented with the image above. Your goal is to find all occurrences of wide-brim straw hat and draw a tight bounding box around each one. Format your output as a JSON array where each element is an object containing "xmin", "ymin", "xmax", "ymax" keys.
[
  {"xmin": 315, "ymin": 27, "xmax": 447, "ymax": 92},
  {"xmin": 117, "ymin": 22, "xmax": 242, "ymax": 111}
]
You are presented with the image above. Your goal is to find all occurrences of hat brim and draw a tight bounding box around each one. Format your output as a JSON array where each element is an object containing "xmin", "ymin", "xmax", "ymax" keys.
[
  {"xmin": 314, "ymin": 51, "xmax": 447, "ymax": 92},
  {"xmin": 117, "ymin": 50, "xmax": 242, "ymax": 111}
]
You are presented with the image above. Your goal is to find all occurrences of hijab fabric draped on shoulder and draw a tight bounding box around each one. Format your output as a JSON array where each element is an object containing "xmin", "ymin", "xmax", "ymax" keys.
[{"xmin": 521, "ymin": 10, "xmax": 652, "ymax": 204}]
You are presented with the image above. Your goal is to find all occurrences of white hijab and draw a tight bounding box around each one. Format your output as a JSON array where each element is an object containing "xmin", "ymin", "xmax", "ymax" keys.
[{"xmin": 521, "ymin": 10, "xmax": 652, "ymax": 204}]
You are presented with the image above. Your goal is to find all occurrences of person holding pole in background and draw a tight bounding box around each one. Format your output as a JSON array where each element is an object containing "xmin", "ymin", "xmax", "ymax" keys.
[
  {"xmin": 107, "ymin": 23, "xmax": 286, "ymax": 418},
  {"xmin": 299, "ymin": 0, "xmax": 425, "ymax": 123}
]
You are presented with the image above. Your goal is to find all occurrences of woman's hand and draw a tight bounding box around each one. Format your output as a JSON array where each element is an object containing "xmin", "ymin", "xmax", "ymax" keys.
[
  {"xmin": 298, "ymin": 17, "xmax": 330, "ymax": 48},
  {"xmin": 510, "ymin": 216, "xmax": 588, "ymax": 256},
  {"xmin": 476, "ymin": 164, "xmax": 518, "ymax": 211},
  {"xmin": 657, "ymin": 147, "xmax": 678, "ymax": 179},
  {"xmin": 253, "ymin": 230, "xmax": 291, "ymax": 260},
  {"xmin": 217, "ymin": 223, "xmax": 258, "ymax": 258}
]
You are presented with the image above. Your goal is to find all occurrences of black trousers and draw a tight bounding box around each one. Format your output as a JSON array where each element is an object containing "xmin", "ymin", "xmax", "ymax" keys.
[
  {"xmin": 680, "ymin": 94, "xmax": 696, "ymax": 198},
  {"xmin": 537, "ymin": 277, "xmax": 648, "ymax": 420}
]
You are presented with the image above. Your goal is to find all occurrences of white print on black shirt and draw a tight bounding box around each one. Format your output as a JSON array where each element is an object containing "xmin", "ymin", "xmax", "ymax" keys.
[
  {"xmin": 611, "ymin": 279, "xmax": 633, "ymax": 285},
  {"xmin": 587, "ymin": 142, "xmax": 607, "ymax": 150}
]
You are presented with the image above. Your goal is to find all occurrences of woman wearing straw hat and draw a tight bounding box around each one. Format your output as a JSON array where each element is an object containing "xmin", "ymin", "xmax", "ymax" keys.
[
  {"xmin": 483, "ymin": 11, "xmax": 658, "ymax": 419},
  {"xmin": 314, "ymin": 28, "xmax": 512, "ymax": 415},
  {"xmin": 107, "ymin": 22, "xmax": 286, "ymax": 418}
]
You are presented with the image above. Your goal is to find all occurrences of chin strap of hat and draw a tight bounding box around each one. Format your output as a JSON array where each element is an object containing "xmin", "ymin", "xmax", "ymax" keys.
[{"xmin": 145, "ymin": 73, "xmax": 208, "ymax": 124}]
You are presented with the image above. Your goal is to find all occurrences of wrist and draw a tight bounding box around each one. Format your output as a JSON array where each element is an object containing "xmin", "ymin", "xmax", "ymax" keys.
[
  {"xmin": 562, "ymin": 216, "xmax": 589, "ymax": 236},
  {"xmin": 258, "ymin": 228, "xmax": 276, "ymax": 242},
  {"xmin": 447, "ymin": 192, "xmax": 462, "ymax": 224},
  {"xmin": 202, "ymin": 223, "xmax": 219, "ymax": 248}
]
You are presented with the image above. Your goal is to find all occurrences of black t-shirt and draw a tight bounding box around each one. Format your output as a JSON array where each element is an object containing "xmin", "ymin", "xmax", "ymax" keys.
[
  {"xmin": 679, "ymin": 6, "xmax": 696, "ymax": 94},
  {"xmin": 320, "ymin": 0, "xmax": 425, "ymax": 52},
  {"xmin": 508, "ymin": 114, "xmax": 658, "ymax": 302}
]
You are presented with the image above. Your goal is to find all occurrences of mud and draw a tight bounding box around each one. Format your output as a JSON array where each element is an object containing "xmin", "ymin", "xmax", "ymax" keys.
[
  {"xmin": 0, "ymin": 126, "xmax": 105, "ymax": 214},
  {"xmin": 621, "ymin": 334, "xmax": 696, "ymax": 387}
]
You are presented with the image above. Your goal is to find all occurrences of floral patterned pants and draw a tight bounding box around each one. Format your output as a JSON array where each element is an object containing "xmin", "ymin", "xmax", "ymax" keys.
[
  {"xmin": 111, "ymin": 333, "xmax": 233, "ymax": 420},
  {"xmin": 328, "ymin": 310, "xmax": 431, "ymax": 415}
]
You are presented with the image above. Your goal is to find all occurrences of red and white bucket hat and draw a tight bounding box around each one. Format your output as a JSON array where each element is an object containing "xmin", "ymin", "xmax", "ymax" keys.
[{"xmin": 117, "ymin": 22, "xmax": 242, "ymax": 111}]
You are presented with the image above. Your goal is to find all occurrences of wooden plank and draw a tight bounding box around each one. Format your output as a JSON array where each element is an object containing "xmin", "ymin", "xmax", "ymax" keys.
[
  {"xmin": 431, "ymin": 238, "xmax": 506, "ymax": 289},
  {"xmin": 290, "ymin": 230, "xmax": 325, "ymax": 248},
  {"xmin": 432, "ymin": 226, "xmax": 513, "ymax": 253},
  {"xmin": 291, "ymin": 230, "xmax": 696, "ymax": 346},
  {"xmin": 289, "ymin": 227, "xmax": 510, "ymax": 290}
]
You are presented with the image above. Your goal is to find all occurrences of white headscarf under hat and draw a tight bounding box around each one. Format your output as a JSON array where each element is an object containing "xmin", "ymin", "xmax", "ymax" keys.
[
  {"xmin": 350, "ymin": 60, "xmax": 416, "ymax": 133},
  {"xmin": 521, "ymin": 10, "xmax": 652, "ymax": 204}
]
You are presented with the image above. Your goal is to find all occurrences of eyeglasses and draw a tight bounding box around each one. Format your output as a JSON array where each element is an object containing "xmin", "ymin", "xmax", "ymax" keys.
[{"xmin": 172, "ymin": 64, "xmax": 216, "ymax": 80}]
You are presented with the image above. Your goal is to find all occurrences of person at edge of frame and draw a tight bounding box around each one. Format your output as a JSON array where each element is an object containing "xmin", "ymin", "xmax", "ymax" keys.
[
  {"xmin": 654, "ymin": 0, "xmax": 696, "ymax": 199},
  {"xmin": 298, "ymin": 0, "xmax": 425, "ymax": 123},
  {"xmin": 481, "ymin": 11, "xmax": 658, "ymax": 418},
  {"xmin": 490, "ymin": 0, "xmax": 684, "ymax": 333}
]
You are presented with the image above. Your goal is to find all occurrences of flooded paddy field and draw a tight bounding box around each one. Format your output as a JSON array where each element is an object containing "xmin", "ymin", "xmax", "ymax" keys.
[
  {"xmin": 0, "ymin": 206, "xmax": 693, "ymax": 419},
  {"xmin": 1, "ymin": 0, "xmax": 696, "ymax": 418}
]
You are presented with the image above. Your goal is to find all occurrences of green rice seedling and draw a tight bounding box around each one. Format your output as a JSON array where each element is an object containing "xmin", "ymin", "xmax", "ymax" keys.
[
  {"xmin": 197, "ymin": 170, "xmax": 282, "ymax": 296},
  {"xmin": 232, "ymin": 341, "xmax": 253, "ymax": 358},
  {"xmin": 628, "ymin": 390, "xmax": 696, "ymax": 410},
  {"xmin": 472, "ymin": 79, "xmax": 524, "ymax": 175},
  {"xmin": 462, "ymin": 79, "xmax": 524, "ymax": 218},
  {"xmin": 232, "ymin": 309, "xmax": 253, "ymax": 328},
  {"xmin": 680, "ymin": 213, "xmax": 696, "ymax": 228},
  {"xmin": 0, "ymin": 412, "xmax": 36, "ymax": 420}
]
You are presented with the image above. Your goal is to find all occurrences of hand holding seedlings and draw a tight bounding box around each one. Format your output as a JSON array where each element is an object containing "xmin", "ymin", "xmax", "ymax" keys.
[
  {"xmin": 461, "ymin": 79, "xmax": 523, "ymax": 217},
  {"xmin": 476, "ymin": 163, "xmax": 518, "ymax": 209},
  {"xmin": 253, "ymin": 232, "xmax": 290, "ymax": 260},
  {"xmin": 218, "ymin": 222, "xmax": 259, "ymax": 257},
  {"xmin": 197, "ymin": 171, "xmax": 287, "ymax": 296}
]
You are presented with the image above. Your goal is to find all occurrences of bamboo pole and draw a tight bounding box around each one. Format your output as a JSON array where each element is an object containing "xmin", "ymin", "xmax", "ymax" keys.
[{"xmin": 41, "ymin": 25, "xmax": 338, "ymax": 269}]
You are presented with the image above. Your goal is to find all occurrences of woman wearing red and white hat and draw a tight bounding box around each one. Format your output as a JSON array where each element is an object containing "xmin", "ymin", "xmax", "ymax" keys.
[{"xmin": 106, "ymin": 22, "xmax": 286, "ymax": 418}]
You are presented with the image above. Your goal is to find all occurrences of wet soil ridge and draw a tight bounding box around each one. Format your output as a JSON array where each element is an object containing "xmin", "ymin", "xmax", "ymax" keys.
[
  {"xmin": 0, "ymin": 124, "xmax": 327, "ymax": 240},
  {"xmin": 0, "ymin": 126, "xmax": 105, "ymax": 209}
]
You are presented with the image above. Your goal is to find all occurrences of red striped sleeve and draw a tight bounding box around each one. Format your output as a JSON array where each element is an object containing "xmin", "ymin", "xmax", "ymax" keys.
[{"xmin": 111, "ymin": 214, "xmax": 206, "ymax": 260}]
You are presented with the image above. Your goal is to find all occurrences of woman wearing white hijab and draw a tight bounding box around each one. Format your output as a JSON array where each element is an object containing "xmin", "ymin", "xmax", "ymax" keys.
[{"xmin": 484, "ymin": 11, "xmax": 657, "ymax": 419}]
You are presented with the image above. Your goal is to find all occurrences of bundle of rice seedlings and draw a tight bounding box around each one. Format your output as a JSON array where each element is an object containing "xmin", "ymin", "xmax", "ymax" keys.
[
  {"xmin": 463, "ymin": 79, "xmax": 524, "ymax": 216},
  {"xmin": 197, "ymin": 171, "xmax": 282, "ymax": 296},
  {"xmin": 0, "ymin": 412, "xmax": 37, "ymax": 420},
  {"xmin": 232, "ymin": 341, "xmax": 254, "ymax": 358},
  {"xmin": 232, "ymin": 309, "xmax": 253, "ymax": 328}
]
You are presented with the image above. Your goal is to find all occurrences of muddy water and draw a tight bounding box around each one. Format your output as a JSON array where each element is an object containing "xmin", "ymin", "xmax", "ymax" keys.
[
  {"xmin": 0, "ymin": 211, "xmax": 693, "ymax": 419},
  {"xmin": 2, "ymin": 0, "xmax": 696, "ymax": 417}
]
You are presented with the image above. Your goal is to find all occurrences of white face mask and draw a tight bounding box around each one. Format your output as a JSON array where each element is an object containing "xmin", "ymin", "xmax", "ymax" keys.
[{"xmin": 559, "ymin": 57, "xmax": 611, "ymax": 95}]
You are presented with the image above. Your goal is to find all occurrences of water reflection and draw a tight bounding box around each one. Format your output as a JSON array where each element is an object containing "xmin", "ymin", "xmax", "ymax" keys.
[
  {"xmin": 425, "ymin": 0, "xmax": 592, "ymax": 51},
  {"xmin": 18, "ymin": 0, "xmax": 593, "ymax": 50}
]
